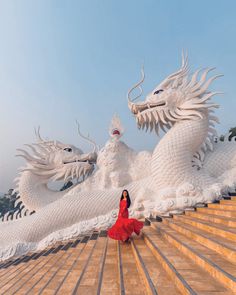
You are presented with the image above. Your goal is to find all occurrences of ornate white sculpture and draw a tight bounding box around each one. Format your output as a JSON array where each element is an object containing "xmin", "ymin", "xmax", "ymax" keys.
[
  {"xmin": 109, "ymin": 113, "xmax": 124, "ymax": 140},
  {"xmin": 7, "ymin": 125, "xmax": 98, "ymax": 216},
  {"xmin": 0, "ymin": 53, "xmax": 236, "ymax": 261},
  {"xmin": 127, "ymin": 54, "xmax": 236, "ymax": 196}
]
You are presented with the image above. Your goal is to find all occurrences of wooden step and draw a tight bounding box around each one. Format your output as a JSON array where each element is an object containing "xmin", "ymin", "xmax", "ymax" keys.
[
  {"xmin": 162, "ymin": 217, "xmax": 236, "ymax": 263},
  {"xmin": 142, "ymin": 225, "xmax": 233, "ymax": 294},
  {"xmin": 197, "ymin": 207, "xmax": 236, "ymax": 218},
  {"xmin": 185, "ymin": 210, "xmax": 236, "ymax": 227},
  {"xmin": 173, "ymin": 215, "xmax": 236, "ymax": 242},
  {"xmin": 131, "ymin": 236, "xmax": 181, "ymax": 294},
  {"xmin": 151, "ymin": 220, "xmax": 236, "ymax": 293}
]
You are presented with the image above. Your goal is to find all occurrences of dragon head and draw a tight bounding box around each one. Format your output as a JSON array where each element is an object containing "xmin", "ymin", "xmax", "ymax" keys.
[
  {"xmin": 127, "ymin": 53, "xmax": 222, "ymax": 134},
  {"xmin": 16, "ymin": 124, "xmax": 98, "ymax": 184}
]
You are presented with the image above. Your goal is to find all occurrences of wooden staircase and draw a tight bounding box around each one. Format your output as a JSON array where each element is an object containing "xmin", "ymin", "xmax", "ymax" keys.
[{"xmin": 0, "ymin": 196, "xmax": 236, "ymax": 294}]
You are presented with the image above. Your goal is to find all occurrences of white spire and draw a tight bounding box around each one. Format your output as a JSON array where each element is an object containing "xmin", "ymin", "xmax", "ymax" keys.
[{"xmin": 109, "ymin": 113, "xmax": 124, "ymax": 140}]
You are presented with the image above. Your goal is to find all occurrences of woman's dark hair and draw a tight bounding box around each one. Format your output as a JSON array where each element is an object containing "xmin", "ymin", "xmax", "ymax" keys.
[{"xmin": 120, "ymin": 189, "xmax": 131, "ymax": 208}]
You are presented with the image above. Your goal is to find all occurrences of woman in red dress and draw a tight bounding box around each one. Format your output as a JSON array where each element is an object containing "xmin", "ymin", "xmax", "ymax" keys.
[{"xmin": 108, "ymin": 189, "xmax": 144, "ymax": 242}]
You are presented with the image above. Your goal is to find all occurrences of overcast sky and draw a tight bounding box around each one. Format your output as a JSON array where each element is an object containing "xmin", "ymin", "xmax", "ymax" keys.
[{"xmin": 1, "ymin": 0, "xmax": 236, "ymax": 192}]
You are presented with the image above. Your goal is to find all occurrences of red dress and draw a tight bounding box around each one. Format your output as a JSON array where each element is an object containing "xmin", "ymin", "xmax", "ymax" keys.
[{"xmin": 108, "ymin": 199, "xmax": 144, "ymax": 241}]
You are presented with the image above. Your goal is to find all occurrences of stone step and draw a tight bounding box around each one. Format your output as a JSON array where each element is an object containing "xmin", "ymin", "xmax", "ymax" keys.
[
  {"xmin": 20, "ymin": 242, "xmax": 82, "ymax": 294},
  {"xmin": 0, "ymin": 242, "xmax": 56, "ymax": 268},
  {"xmin": 131, "ymin": 236, "xmax": 181, "ymax": 294},
  {"xmin": 208, "ymin": 203, "xmax": 236, "ymax": 211},
  {"xmin": 0, "ymin": 230, "xmax": 148, "ymax": 294},
  {"xmin": 222, "ymin": 196, "xmax": 232, "ymax": 200},
  {"xmin": 131, "ymin": 237, "xmax": 158, "ymax": 295},
  {"xmin": 142, "ymin": 225, "xmax": 233, "ymax": 294},
  {"xmin": 197, "ymin": 207, "xmax": 236, "ymax": 218},
  {"xmin": 66, "ymin": 233, "xmax": 107, "ymax": 295},
  {"xmin": 0, "ymin": 237, "xmax": 88, "ymax": 293},
  {"xmin": 0, "ymin": 247, "xmax": 52, "ymax": 279},
  {"xmin": 1, "ymin": 211, "xmax": 236, "ymax": 295},
  {"xmin": 0, "ymin": 241, "xmax": 74, "ymax": 294},
  {"xmin": 22, "ymin": 240, "xmax": 86, "ymax": 294},
  {"xmin": 220, "ymin": 200, "xmax": 236, "ymax": 205},
  {"xmin": 174, "ymin": 214, "xmax": 236, "ymax": 242},
  {"xmin": 100, "ymin": 237, "xmax": 120, "ymax": 295},
  {"xmin": 9, "ymin": 230, "xmax": 145, "ymax": 295},
  {"xmin": 53, "ymin": 236, "xmax": 99, "ymax": 294},
  {"xmin": 185, "ymin": 210, "xmax": 236, "ymax": 227},
  {"xmin": 151, "ymin": 220, "xmax": 236, "ymax": 293},
  {"xmin": 118, "ymin": 240, "xmax": 148, "ymax": 295},
  {"xmin": 0, "ymin": 238, "xmax": 81, "ymax": 279},
  {"xmin": 162, "ymin": 217, "xmax": 236, "ymax": 263}
]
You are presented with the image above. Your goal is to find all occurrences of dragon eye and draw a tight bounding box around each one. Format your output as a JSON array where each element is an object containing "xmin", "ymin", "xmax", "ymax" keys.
[
  {"xmin": 154, "ymin": 89, "xmax": 164, "ymax": 95},
  {"xmin": 64, "ymin": 148, "xmax": 72, "ymax": 152}
]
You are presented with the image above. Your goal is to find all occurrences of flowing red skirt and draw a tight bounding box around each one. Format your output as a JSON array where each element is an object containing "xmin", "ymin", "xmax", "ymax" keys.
[{"xmin": 108, "ymin": 217, "xmax": 144, "ymax": 241}]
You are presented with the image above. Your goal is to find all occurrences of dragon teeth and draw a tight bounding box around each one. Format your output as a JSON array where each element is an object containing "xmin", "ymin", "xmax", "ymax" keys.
[
  {"xmin": 153, "ymin": 111, "xmax": 159, "ymax": 123},
  {"xmin": 145, "ymin": 113, "xmax": 150, "ymax": 122},
  {"xmin": 149, "ymin": 121, "xmax": 154, "ymax": 132},
  {"xmin": 147, "ymin": 112, "xmax": 152, "ymax": 121},
  {"xmin": 155, "ymin": 124, "xmax": 159, "ymax": 135},
  {"xmin": 139, "ymin": 113, "xmax": 145, "ymax": 124},
  {"xmin": 159, "ymin": 110, "xmax": 167, "ymax": 124}
]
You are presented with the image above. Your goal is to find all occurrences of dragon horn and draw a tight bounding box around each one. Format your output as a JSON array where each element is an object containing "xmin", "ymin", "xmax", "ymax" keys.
[{"xmin": 76, "ymin": 120, "xmax": 98, "ymax": 153}]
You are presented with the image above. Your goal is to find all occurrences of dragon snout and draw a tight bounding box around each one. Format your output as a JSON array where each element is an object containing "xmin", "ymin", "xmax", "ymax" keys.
[
  {"xmin": 128, "ymin": 101, "xmax": 147, "ymax": 115},
  {"xmin": 88, "ymin": 152, "xmax": 97, "ymax": 163}
]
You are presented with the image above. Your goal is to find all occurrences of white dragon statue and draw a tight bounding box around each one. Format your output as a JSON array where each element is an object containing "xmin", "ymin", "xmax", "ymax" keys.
[
  {"xmin": 1, "ymin": 53, "xmax": 236, "ymax": 261},
  {"xmin": 2, "ymin": 124, "xmax": 98, "ymax": 220}
]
